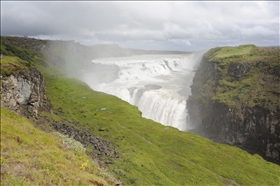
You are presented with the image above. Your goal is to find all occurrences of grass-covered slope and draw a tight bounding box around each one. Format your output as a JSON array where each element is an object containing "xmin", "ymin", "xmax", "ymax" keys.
[
  {"xmin": 1, "ymin": 36, "xmax": 46, "ymax": 67},
  {"xmin": 0, "ymin": 56, "xmax": 33, "ymax": 77},
  {"xmin": 0, "ymin": 107, "xmax": 112, "ymax": 185},
  {"xmin": 37, "ymin": 64, "xmax": 280, "ymax": 185},
  {"xmin": 1, "ymin": 37, "xmax": 280, "ymax": 185}
]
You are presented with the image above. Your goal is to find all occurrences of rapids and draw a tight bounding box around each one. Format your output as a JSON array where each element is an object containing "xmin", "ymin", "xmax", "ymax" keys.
[{"xmin": 82, "ymin": 53, "xmax": 203, "ymax": 131}]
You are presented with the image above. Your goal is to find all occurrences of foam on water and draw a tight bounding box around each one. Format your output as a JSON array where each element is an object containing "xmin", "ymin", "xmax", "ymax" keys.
[{"xmin": 82, "ymin": 53, "xmax": 202, "ymax": 131}]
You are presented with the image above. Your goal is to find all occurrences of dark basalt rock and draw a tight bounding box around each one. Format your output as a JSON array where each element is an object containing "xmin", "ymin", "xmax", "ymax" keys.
[
  {"xmin": 228, "ymin": 62, "xmax": 251, "ymax": 80},
  {"xmin": 187, "ymin": 52, "xmax": 280, "ymax": 164},
  {"xmin": 51, "ymin": 122, "xmax": 119, "ymax": 159}
]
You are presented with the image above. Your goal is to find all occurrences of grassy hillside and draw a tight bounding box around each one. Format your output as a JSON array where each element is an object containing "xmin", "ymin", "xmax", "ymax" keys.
[
  {"xmin": 1, "ymin": 107, "xmax": 113, "ymax": 185},
  {"xmin": 37, "ymin": 64, "xmax": 279, "ymax": 185},
  {"xmin": 1, "ymin": 37, "xmax": 280, "ymax": 185}
]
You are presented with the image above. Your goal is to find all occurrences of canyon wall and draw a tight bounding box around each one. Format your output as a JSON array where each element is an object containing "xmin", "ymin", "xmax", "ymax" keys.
[{"xmin": 187, "ymin": 45, "xmax": 280, "ymax": 164}]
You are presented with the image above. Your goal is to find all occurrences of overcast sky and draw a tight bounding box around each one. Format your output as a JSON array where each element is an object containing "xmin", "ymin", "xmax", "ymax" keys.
[{"xmin": 1, "ymin": 1, "xmax": 279, "ymax": 51}]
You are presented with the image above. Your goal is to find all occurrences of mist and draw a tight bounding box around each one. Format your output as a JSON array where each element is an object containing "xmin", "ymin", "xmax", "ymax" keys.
[
  {"xmin": 40, "ymin": 36, "xmax": 206, "ymax": 130},
  {"xmin": 79, "ymin": 50, "xmax": 206, "ymax": 131}
]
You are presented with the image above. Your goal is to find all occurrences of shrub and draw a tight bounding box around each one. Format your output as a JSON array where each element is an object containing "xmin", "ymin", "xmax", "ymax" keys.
[
  {"xmin": 53, "ymin": 132, "xmax": 86, "ymax": 154},
  {"xmin": 97, "ymin": 167, "xmax": 113, "ymax": 179}
]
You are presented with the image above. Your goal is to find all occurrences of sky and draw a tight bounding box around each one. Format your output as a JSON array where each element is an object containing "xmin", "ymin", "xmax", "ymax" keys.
[{"xmin": 1, "ymin": 1, "xmax": 279, "ymax": 51}]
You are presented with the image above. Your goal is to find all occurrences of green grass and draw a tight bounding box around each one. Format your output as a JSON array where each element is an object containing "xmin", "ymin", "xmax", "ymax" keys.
[
  {"xmin": 200, "ymin": 45, "xmax": 280, "ymax": 111},
  {"xmin": 1, "ymin": 38, "xmax": 280, "ymax": 185},
  {"xmin": 0, "ymin": 107, "xmax": 113, "ymax": 186},
  {"xmin": 205, "ymin": 44, "xmax": 258, "ymax": 64},
  {"xmin": 210, "ymin": 45, "xmax": 255, "ymax": 60},
  {"xmin": 0, "ymin": 56, "xmax": 32, "ymax": 76},
  {"xmin": 212, "ymin": 70, "xmax": 260, "ymax": 107},
  {"xmin": 37, "ymin": 64, "xmax": 280, "ymax": 185},
  {"xmin": 2, "ymin": 43, "xmax": 36, "ymax": 64}
]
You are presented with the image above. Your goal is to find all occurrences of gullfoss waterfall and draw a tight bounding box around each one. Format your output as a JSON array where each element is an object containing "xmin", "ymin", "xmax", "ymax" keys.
[{"xmin": 82, "ymin": 54, "xmax": 202, "ymax": 131}]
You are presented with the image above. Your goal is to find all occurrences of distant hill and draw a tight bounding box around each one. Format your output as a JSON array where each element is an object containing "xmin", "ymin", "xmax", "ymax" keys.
[{"xmin": 1, "ymin": 36, "xmax": 191, "ymax": 79}]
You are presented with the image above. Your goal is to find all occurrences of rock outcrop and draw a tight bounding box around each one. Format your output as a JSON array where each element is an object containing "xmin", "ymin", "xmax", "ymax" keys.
[
  {"xmin": 1, "ymin": 68, "xmax": 51, "ymax": 118},
  {"xmin": 187, "ymin": 45, "xmax": 280, "ymax": 164},
  {"xmin": 51, "ymin": 122, "xmax": 119, "ymax": 160}
]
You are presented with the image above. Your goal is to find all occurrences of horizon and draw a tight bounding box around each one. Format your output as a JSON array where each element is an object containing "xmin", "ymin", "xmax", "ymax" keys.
[{"xmin": 1, "ymin": 35, "xmax": 279, "ymax": 53}]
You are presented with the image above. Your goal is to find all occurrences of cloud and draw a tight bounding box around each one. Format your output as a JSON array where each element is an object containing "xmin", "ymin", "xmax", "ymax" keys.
[
  {"xmin": 169, "ymin": 39, "xmax": 191, "ymax": 46},
  {"xmin": 1, "ymin": 1, "xmax": 279, "ymax": 50},
  {"xmin": 239, "ymin": 25, "xmax": 277, "ymax": 36}
]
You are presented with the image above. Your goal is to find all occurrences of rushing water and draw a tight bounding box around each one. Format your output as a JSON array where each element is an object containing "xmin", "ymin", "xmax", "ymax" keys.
[{"xmin": 82, "ymin": 53, "xmax": 203, "ymax": 131}]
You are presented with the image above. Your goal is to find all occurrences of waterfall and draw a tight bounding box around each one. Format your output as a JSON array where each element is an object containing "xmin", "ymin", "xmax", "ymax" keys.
[{"xmin": 82, "ymin": 53, "xmax": 203, "ymax": 131}]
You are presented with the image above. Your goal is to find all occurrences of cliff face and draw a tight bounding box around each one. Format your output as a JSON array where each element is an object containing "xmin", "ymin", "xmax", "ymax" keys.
[
  {"xmin": 1, "ymin": 67, "xmax": 51, "ymax": 118},
  {"xmin": 187, "ymin": 45, "xmax": 280, "ymax": 164}
]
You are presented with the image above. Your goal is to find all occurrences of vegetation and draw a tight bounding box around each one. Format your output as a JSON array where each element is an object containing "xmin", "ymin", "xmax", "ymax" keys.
[
  {"xmin": 199, "ymin": 45, "xmax": 280, "ymax": 111},
  {"xmin": 1, "ymin": 37, "xmax": 280, "ymax": 185},
  {"xmin": 53, "ymin": 133, "xmax": 86, "ymax": 154},
  {"xmin": 0, "ymin": 56, "xmax": 33, "ymax": 76},
  {"xmin": 38, "ymin": 62, "xmax": 280, "ymax": 185},
  {"xmin": 1, "ymin": 107, "xmax": 112, "ymax": 185},
  {"xmin": 205, "ymin": 44, "xmax": 256, "ymax": 63},
  {"xmin": 1, "ymin": 36, "xmax": 47, "ymax": 67}
]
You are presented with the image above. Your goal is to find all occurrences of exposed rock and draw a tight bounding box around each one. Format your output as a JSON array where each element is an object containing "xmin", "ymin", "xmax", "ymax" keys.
[
  {"xmin": 1, "ymin": 68, "xmax": 52, "ymax": 118},
  {"xmin": 99, "ymin": 127, "xmax": 106, "ymax": 131},
  {"xmin": 187, "ymin": 47, "xmax": 280, "ymax": 164},
  {"xmin": 0, "ymin": 65, "xmax": 122, "ymax": 184},
  {"xmin": 51, "ymin": 122, "xmax": 119, "ymax": 160},
  {"xmin": 228, "ymin": 62, "xmax": 251, "ymax": 80}
]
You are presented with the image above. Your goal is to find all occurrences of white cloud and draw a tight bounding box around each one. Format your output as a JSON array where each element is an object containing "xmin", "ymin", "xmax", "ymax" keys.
[
  {"xmin": 1, "ymin": 1, "xmax": 279, "ymax": 51},
  {"xmin": 239, "ymin": 25, "xmax": 277, "ymax": 36},
  {"xmin": 170, "ymin": 39, "xmax": 191, "ymax": 46}
]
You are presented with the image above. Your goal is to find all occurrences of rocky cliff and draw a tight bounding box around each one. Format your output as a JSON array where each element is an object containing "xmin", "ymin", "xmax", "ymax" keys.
[
  {"xmin": 187, "ymin": 45, "xmax": 280, "ymax": 164},
  {"xmin": 1, "ymin": 66, "xmax": 51, "ymax": 118},
  {"xmin": 0, "ymin": 55, "xmax": 120, "ymax": 171}
]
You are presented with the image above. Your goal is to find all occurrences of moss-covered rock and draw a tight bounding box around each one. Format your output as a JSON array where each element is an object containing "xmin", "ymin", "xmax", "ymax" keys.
[{"xmin": 188, "ymin": 44, "xmax": 280, "ymax": 164}]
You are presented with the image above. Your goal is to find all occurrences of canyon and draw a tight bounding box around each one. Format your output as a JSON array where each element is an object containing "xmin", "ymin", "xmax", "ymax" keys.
[{"xmin": 1, "ymin": 36, "xmax": 279, "ymax": 185}]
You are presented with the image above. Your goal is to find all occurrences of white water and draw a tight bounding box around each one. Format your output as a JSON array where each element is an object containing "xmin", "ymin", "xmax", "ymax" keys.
[{"xmin": 82, "ymin": 53, "xmax": 203, "ymax": 131}]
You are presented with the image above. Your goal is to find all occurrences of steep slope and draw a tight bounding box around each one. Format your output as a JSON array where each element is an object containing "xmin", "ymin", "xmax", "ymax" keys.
[
  {"xmin": 0, "ymin": 55, "xmax": 51, "ymax": 119},
  {"xmin": 39, "ymin": 73, "xmax": 280, "ymax": 185},
  {"xmin": 187, "ymin": 44, "xmax": 280, "ymax": 164},
  {"xmin": 0, "ymin": 56, "xmax": 118, "ymax": 185},
  {"xmin": 1, "ymin": 106, "xmax": 113, "ymax": 185},
  {"xmin": 1, "ymin": 37, "xmax": 279, "ymax": 185}
]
